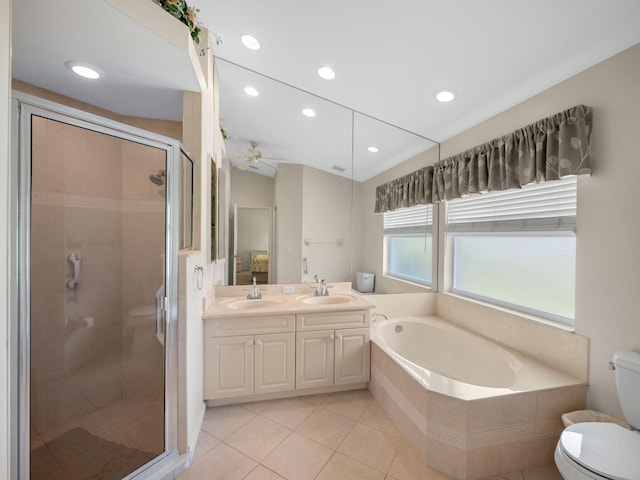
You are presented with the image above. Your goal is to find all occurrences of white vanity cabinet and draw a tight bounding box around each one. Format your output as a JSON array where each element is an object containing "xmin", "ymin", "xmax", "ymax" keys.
[
  {"xmin": 204, "ymin": 306, "xmax": 371, "ymax": 402},
  {"xmin": 204, "ymin": 315, "xmax": 295, "ymax": 399},
  {"xmin": 295, "ymin": 311, "xmax": 370, "ymax": 390}
]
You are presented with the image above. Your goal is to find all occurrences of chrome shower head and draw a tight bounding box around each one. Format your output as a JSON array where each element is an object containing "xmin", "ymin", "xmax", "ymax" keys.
[{"xmin": 149, "ymin": 170, "xmax": 166, "ymax": 186}]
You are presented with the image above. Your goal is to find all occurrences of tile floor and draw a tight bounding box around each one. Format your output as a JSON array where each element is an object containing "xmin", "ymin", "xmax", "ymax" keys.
[{"xmin": 178, "ymin": 389, "xmax": 563, "ymax": 480}]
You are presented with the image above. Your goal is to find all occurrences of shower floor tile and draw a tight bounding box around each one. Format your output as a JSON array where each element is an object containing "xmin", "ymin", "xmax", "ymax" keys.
[{"xmin": 32, "ymin": 394, "xmax": 163, "ymax": 452}]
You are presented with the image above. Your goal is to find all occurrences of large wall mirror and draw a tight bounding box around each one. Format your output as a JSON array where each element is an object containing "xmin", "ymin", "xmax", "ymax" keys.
[{"xmin": 217, "ymin": 59, "xmax": 437, "ymax": 287}]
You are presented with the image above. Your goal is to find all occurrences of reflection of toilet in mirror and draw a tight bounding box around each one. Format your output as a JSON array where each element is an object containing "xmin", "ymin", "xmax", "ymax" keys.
[
  {"xmin": 555, "ymin": 350, "xmax": 640, "ymax": 479},
  {"xmin": 124, "ymin": 305, "xmax": 158, "ymax": 354},
  {"xmin": 124, "ymin": 287, "xmax": 164, "ymax": 355}
]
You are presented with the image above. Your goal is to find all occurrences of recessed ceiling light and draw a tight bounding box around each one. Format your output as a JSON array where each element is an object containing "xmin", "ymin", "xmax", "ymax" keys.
[
  {"xmin": 368, "ymin": 146, "xmax": 379, "ymax": 153},
  {"xmin": 317, "ymin": 66, "xmax": 335, "ymax": 80},
  {"xmin": 65, "ymin": 61, "xmax": 102, "ymax": 80},
  {"xmin": 302, "ymin": 108, "xmax": 316, "ymax": 118},
  {"xmin": 244, "ymin": 86, "xmax": 259, "ymax": 97},
  {"xmin": 240, "ymin": 34, "xmax": 261, "ymax": 51},
  {"xmin": 435, "ymin": 90, "xmax": 456, "ymax": 103}
]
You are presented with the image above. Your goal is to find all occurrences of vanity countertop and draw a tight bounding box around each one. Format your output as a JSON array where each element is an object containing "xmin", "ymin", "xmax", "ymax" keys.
[{"xmin": 204, "ymin": 284, "xmax": 375, "ymax": 319}]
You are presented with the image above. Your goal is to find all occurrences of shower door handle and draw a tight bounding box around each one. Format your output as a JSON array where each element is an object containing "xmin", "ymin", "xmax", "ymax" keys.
[{"xmin": 156, "ymin": 295, "xmax": 166, "ymax": 346}]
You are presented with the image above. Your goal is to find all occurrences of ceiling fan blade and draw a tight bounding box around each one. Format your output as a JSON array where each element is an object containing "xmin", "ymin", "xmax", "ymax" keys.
[
  {"xmin": 238, "ymin": 159, "xmax": 251, "ymax": 170},
  {"xmin": 258, "ymin": 160, "xmax": 278, "ymax": 170},
  {"xmin": 239, "ymin": 147, "xmax": 262, "ymax": 158}
]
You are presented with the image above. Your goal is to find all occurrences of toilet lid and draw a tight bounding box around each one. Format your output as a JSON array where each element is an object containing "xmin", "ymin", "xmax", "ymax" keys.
[{"xmin": 560, "ymin": 422, "xmax": 640, "ymax": 480}]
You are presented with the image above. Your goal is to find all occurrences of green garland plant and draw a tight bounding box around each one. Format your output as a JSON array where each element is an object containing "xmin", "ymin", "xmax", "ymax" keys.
[{"xmin": 154, "ymin": 0, "xmax": 202, "ymax": 44}]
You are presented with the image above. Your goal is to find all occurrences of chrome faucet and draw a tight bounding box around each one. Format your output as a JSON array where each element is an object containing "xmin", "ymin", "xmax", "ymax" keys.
[
  {"xmin": 246, "ymin": 276, "xmax": 263, "ymax": 300},
  {"xmin": 314, "ymin": 279, "xmax": 332, "ymax": 296}
]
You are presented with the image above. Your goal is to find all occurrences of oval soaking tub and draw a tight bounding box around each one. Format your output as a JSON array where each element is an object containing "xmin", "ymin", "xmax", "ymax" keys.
[{"xmin": 371, "ymin": 315, "xmax": 582, "ymax": 400}]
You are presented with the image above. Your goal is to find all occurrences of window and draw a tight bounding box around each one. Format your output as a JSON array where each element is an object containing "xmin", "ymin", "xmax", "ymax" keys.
[
  {"xmin": 384, "ymin": 204, "xmax": 433, "ymax": 286},
  {"xmin": 447, "ymin": 177, "xmax": 577, "ymax": 325}
]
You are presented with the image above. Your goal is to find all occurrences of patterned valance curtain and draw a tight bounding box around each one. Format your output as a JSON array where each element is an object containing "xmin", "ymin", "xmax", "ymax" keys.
[
  {"xmin": 374, "ymin": 167, "xmax": 433, "ymax": 213},
  {"xmin": 374, "ymin": 105, "xmax": 592, "ymax": 213}
]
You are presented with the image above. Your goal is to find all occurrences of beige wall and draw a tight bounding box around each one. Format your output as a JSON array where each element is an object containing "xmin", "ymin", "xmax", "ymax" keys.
[
  {"xmin": 272, "ymin": 163, "xmax": 353, "ymax": 284},
  {"xmin": 1, "ymin": 0, "xmax": 11, "ymax": 478},
  {"xmin": 358, "ymin": 43, "xmax": 640, "ymax": 418},
  {"xmin": 302, "ymin": 165, "xmax": 353, "ymax": 283},
  {"xmin": 274, "ymin": 164, "xmax": 303, "ymax": 282},
  {"xmin": 230, "ymin": 167, "xmax": 275, "ymax": 207}
]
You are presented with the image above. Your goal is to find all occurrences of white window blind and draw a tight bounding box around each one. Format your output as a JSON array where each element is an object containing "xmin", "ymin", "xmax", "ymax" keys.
[
  {"xmin": 384, "ymin": 204, "xmax": 433, "ymax": 235},
  {"xmin": 447, "ymin": 177, "xmax": 576, "ymax": 233}
]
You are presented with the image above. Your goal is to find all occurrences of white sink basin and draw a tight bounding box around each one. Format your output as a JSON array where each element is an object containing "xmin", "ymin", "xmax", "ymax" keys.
[
  {"xmin": 301, "ymin": 295, "xmax": 356, "ymax": 305},
  {"xmin": 224, "ymin": 298, "xmax": 286, "ymax": 310}
]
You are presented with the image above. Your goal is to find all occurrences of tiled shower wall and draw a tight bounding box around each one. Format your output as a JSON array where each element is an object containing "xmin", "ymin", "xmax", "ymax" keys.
[
  {"xmin": 30, "ymin": 116, "xmax": 165, "ymax": 434},
  {"xmin": 120, "ymin": 139, "xmax": 165, "ymax": 399}
]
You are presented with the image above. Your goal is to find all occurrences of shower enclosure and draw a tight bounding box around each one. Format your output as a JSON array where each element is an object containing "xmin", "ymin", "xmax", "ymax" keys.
[{"xmin": 12, "ymin": 94, "xmax": 180, "ymax": 479}]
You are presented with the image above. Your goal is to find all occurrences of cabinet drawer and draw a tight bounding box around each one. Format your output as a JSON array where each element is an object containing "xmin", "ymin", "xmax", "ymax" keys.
[
  {"xmin": 296, "ymin": 310, "xmax": 369, "ymax": 331},
  {"xmin": 206, "ymin": 315, "xmax": 295, "ymax": 337}
]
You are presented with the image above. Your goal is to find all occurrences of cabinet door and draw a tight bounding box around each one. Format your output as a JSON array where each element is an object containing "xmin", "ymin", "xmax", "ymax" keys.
[
  {"xmin": 335, "ymin": 328, "xmax": 370, "ymax": 385},
  {"xmin": 204, "ymin": 335, "xmax": 254, "ymax": 399},
  {"xmin": 255, "ymin": 332, "xmax": 295, "ymax": 395},
  {"xmin": 296, "ymin": 330, "xmax": 334, "ymax": 389}
]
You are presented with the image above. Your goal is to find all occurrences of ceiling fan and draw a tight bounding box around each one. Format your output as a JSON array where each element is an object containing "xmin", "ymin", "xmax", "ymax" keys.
[{"xmin": 232, "ymin": 141, "xmax": 284, "ymax": 171}]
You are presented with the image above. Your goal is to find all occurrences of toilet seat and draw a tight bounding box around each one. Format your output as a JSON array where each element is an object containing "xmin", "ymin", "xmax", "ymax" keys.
[{"xmin": 559, "ymin": 422, "xmax": 640, "ymax": 480}]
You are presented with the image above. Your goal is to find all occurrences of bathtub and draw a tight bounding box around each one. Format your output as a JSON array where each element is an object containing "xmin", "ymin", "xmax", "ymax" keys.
[
  {"xmin": 368, "ymin": 315, "xmax": 587, "ymax": 479},
  {"xmin": 371, "ymin": 315, "xmax": 582, "ymax": 401}
]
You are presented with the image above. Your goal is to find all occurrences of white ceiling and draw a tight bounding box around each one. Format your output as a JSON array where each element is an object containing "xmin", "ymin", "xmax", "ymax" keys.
[{"xmin": 12, "ymin": 0, "xmax": 640, "ymax": 182}]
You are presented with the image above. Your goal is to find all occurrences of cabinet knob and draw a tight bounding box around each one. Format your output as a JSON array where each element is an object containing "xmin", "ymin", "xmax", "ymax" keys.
[
  {"xmin": 246, "ymin": 340, "xmax": 253, "ymax": 346},
  {"xmin": 329, "ymin": 334, "xmax": 335, "ymax": 341}
]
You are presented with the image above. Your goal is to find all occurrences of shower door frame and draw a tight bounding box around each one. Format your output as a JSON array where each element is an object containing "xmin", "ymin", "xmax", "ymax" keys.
[{"xmin": 11, "ymin": 91, "xmax": 181, "ymax": 480}]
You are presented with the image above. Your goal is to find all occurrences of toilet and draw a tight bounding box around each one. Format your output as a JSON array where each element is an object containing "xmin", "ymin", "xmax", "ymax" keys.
[{"xmin": 555, "ymin": 350, "xmax": 640, "ymax": 479}]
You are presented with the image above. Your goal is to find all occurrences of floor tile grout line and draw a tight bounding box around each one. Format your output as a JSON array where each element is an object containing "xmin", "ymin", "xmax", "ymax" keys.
[
  {"xmin": 384, "ymin": 440, "xmax": 404, "ymax": 478},
  {"xmin": 331, "ymin": 419, "xmax": 400, "ymax": 476},
  {"xmin": 311, "ymin": 448, "xmax": 339, "ymax": 480},
  {"xmin": 331, "ymin": 410, "xmax": 359, "ymax": 453},
  {"xmin": 225, "ymin": 415, "xmax": 296, "ymax": 464},
  {"xmin": 244, "ymin": 462, "xmax": 286, "ymax": 480}
]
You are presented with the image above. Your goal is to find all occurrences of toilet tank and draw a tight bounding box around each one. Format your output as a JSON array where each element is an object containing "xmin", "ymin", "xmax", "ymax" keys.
[
  {"xmin": 356, "ymin": 272, "xmax": 375, "ymax": 293},
  {"xmin": 613, "ymin": 350, "xmax": 640, "ymax": 428}
]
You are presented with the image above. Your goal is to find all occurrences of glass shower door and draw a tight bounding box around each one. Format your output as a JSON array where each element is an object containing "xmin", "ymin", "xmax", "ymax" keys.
[{"xmin": 27, "ymin": 113, "xmax": 170, "ymax": 480}]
